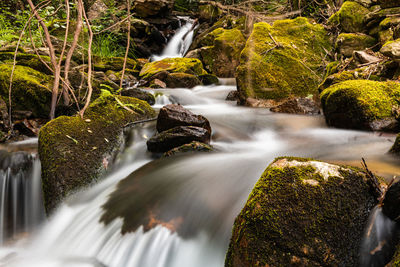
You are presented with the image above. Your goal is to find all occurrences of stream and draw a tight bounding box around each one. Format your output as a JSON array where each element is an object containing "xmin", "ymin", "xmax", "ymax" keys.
[
  {"xmin": 0, "ymin": 19, "xmax": 399, "ymax": 267},
  {"xmin": 0, "ymin": 83, "xmax": 398, "ymax": 266}
]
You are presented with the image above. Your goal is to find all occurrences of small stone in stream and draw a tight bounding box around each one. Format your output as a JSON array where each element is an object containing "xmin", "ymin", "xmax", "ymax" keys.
[
  {"xmin": 270, "ymin": 97, "xmax": 320, "ymax": 115},
  {"xmin": 226, "ymin": 90, "xmax": 239, "ymax": 101},
  {"xmin": 147, "ymin": 126, "xmax": 211, "ymax": 153},
  {"xmin": 382, "ymin": 181, "xmax": 400, "ymax": 221},
  {"xmin": 156, "ymin": 104, "xmax": 211, "ymax": 134},
  {"xmin": 121, "ymin": 88, "xmax": 156, "ymax": 105},
  {"xmin": 163, "ymin": 141, "xmax": 213, "ymax": 157}
]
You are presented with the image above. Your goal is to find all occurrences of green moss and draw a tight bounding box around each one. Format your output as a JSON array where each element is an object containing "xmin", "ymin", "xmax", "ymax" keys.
[
  {"xmin": 93, "ymin": 57, "xmax": 137, "ymax": 72},
  {"xmin": 328, "ymin": 1, "xmax": 370, "ymax": 33},
  {"xmin": 225, "ymin": 157, "xmax": 376, "ymax": 266},
  {"xmin": 0, "ymin": 52, "xmax": 55, "ymax": 75},
  {"xmin": 139, "ymin": 58, "xmax": 207, "ymax": 80},
  {"xmin": 198, "ymin": 4, "xmax": 222, "ymax": 21},
  {"xmin": 199, "ymin": 28, "xmax": 246, "ymax": 77},
  {"xmin": 320, "ymin": 80, "xmax": 400, "ymax": 130},
  {"xmin": 0, "ymin": 64, "xmax": 52, "ymax": 118},
  {"xmin": 236, "ymin": 17, "xmax": 332, "ymax": 101},
  {"xmin": 38, "ymin": 94, "xmax": 155, "ymax": 213},
  {"xmin": 336, "ymin": 33, "xmax": 377, "ymax": 57}
]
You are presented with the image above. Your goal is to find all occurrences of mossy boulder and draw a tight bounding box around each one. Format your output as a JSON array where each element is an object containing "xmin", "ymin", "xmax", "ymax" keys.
[
  {"xmin": 0, "ymin": 64, "xmax": 53, "ymax": 118},
  {"xmin": 320, "ymin": 80, "xmax": 400, "ymax": 131},
  {"xmin": 328, "ymin": 1, "xmax": 370, "ymax": 33},
  {"xmin": 38, "ymin": 94, "xmax": 155, "ymax": 213},
  {"xmin": 0, "ymin": 52, "xmax": 55, "ymax": 75},
  {"xmin": 198, "ymin": 28, "xmax": 246, "ymax": 77},
  {"xmin": 225, "ymin": 157, "xmax": 377, "ymax": 267},
  {"xmin": 93, "ymin": 57, "xmax": 137, "ymax": 72},
  {"xmin": 336, "ymin": 33, "xmax": 377, "ymax": 58},
  {"xmin": 381, "ymin": 39, "xmax": 400, "ymax": 59},
  {"xmin": 236, "ymin": 17, "xmax": 332, "ymax": 103},
  {"xmin": 139, "ymin": 58, "xmax": 207, "ymax": 81}
]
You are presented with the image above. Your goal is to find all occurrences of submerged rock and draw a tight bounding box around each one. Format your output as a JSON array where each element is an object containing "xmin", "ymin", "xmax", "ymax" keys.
[
  {"xmin": 147, "ymin": 126, "xmax": 211, "ymax": 153},
  {"xmin": 320, "ymin": 80, "xmax": 400, "ymax": 131},
  {"xmin": 270, "ymin": 97, "xmax": 320, "ymax": 115},
  {"xmin": 163, "ymin": 141, "xmax": 213, "ymax": 157},
  {"xmin": 156, "ymin": 104, "xmax": 211, "ymax": 134},
  {"xmin": 39, "ymin": 94, "xmax": 155, "ymax": 213},
  {"xmin": 236, "ymin": 17, "xmax": 331, "ymax": 104},
  {"xmin": 225, "ymin": 157, "xmax": 377, "ymax": 267}
]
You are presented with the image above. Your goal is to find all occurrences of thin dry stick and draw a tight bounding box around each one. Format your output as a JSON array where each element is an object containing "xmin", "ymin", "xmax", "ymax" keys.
[
  {"xmin": 120, "ymin": 0, "xmax": 131, "ymax": 89},
  {"xmin": 79, "ymin": 3, "xmax": 94, "ymax": 118},
  {"xmin": 27, "ymin": 0, "xmax": 62, "ymax": 119},
  {"xmin": 8, "ymin": 0, "xmax": 50, "ymax": 129},
  {"xmin": 63, "ymin": 0, "xmax": 84, "ymax": 105}
]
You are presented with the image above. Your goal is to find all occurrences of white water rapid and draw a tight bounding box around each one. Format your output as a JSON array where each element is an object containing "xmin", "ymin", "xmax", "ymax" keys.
[{"xmin": 0, "ymin": 83, "xmax": 398, "ymax": 267}]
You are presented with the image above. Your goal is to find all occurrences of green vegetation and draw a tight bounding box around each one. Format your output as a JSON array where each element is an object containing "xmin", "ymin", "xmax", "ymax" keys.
[{"xmin": 328, "ymin": 1, "xmax": 370, "ymax": 33}]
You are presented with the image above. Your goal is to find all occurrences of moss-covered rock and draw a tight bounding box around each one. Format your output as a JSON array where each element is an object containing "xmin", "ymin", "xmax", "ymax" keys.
[
  {"xmin": 93, "ymin": 57, "xmax": 137, "ymax": 72},
  {"xmin": 336, "ymin": 33, "xmax": 377, "ymax": 58},
  {"xmin": 379, "ymin": 0, "xmax": 400, "ymax": 8},
  {"xmin": 198, "ymin": 4, "xmax": 222, "ymax": 22},
  {"xmin": 225, "ymin": 157, "xmax": 377, "ymax": 267},
  {"xmin": 38, "ymin": 94, "xmax": 156, "ymax": 213},
  {"xmin": 139, "ymin": 58, "xmax": 207, "ymax": 80},
  {"xmin": 381, "ymin": 39, "xmax": 400, "ymax": 59},
  {"xmin": 0, "ymin": 64, "xmax": 53, "ymax": 118},
  {"xmin": 320, "ymin": 80, "xmax": 400, "ymax": 131},
  {"xmin": 165, "ymin": 73, "xmax": 202, "ymax": 88},
  {"xmin": 328, "ymin": 1, "xmax": 370, "ymax": 33},
  {"xmin": 236, "ymin": 17, "xmax": 332, "ymax": 103},
  {"xmin": 0, "ymin": 52, "xmax": 55, "ymax": 75},
  {"xmin": 199, "ymin": 28, "xmax": 246, "ymax": 77}
]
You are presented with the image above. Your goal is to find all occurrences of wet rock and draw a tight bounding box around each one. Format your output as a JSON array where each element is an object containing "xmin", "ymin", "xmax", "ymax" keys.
[
  {"xmin": 163, "ymin": 141, "xmax": 213, "ymax": 157},
  {"xmin": 336, "ymin": 33, "xmax": 377, "ymax": 58},
  {"xmin": 39, "ymin": 95, "xmax": 155, "ymax": 213},
  {"xmin": 156, "ymin": 104, "xmax": 211, "ymax": 134},
  {"xmin": 149, "ymin": 78, "xmax": 167, "ymax": 89},
  {"xmin": 225, "ymin": 157, "xmax": 377, "ymax": 267},
  {"xmin": 147, "ymin": 126, "xmax": 211, "ymax": 153},
  {"xmin": 226, "ymin": 90, "xmax": 239, "ymax": 101},
  {"xmin": 121, "ymin": 89, "xmax": 155, "ymax": 105},
  {"xmin": 328, "ymin": 1, "xmax": 370, "ymax": 33},
  {"xmin": 133, "ymin": 0, "xmax": 174, "ymax": 18},
  {"xmin": 389, "ymin": 134, "xmax": 400, "ymax": 155},
  {"xmin": 198, "ymin": 74, "xmax": 219, "ymax": 85},
  {"xmin": 320, "ymin": 80, "xmax": 400, "ymax": 131},
  {"xmin": 382, "ymin": 181, "xmax": 400, "ymax": 221},
  {"xmin": 270, "ymin": 97, "xmax": 320, "ymax": 115},
  {"xmin": 236, "ymin": 18, "xmax": 331, "ymax": 103}
]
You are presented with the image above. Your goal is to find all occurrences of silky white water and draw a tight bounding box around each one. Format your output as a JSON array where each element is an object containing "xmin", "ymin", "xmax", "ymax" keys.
[{"xmin": 0, "ymin": 83, "xmax": 397, "ymax": 266}]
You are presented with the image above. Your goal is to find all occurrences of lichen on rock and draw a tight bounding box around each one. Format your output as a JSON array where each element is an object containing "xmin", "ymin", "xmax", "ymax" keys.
[
  {"xmin": 225, "ymin": 157, "xmax": 377, "ymax": 267},
  {"xmin": 236, "ymin": 17, "xmax": 332, "ymax": 103}
]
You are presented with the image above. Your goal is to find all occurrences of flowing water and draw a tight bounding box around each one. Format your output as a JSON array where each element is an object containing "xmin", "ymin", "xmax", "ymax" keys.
[
  {"xmin": 0, "ymin": 83, "xmax": 398, "ymax": 266},
  {"xmin": 151, "ymin": 17, "xmax": 195, "ymax": 61},
  {"xmin": 0, "ymin": 22, "xmax": 399, "ymax": 267}
]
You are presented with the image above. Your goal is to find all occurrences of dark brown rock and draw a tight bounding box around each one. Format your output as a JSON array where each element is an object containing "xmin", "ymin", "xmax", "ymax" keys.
[
  {"xmin": 156, "ymin": 104, "xmax": 211, "ymax": 134},
  {"xmin": 165, "ymin": 73, "xmax": 202, "ymax": 88},
  {"xmin": 133, "ymin": 0, "xmax": 174, "ymax": 18},
  {"xmin": 383, "ymin": 181, "xmax": 400, "ymax": 221},
  {"xmin": 270, "ymin": 98, "xmax": 320, "ymax": 115},
  {"xmin": 226, "ymin": 90, "xmax": 239, "ymax": 101},
  {"xmin": 121, "ymin": 89, "xmax": 155, "ymax": 105},
  {"xmin": 147, "ymin": 126, "xmax": 211, "ymax": 153}
]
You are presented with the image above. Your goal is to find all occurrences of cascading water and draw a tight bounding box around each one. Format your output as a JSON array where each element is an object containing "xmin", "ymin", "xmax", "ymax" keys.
[
  {"xmin": 0, "ymin": 147, "xmax": 44, "ymax": 244},
  {"xmin": 0, "ymin": 84, "xmax": 399, "ymax": 266},
  {"xmin": 151, "ymin": 17, "xmax": 196, "ymax": 61}
]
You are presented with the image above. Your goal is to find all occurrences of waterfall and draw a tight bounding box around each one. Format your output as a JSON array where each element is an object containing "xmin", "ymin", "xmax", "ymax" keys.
[
  {"xmin": 0, "ymin": 150, "xmax": 45, "ymax": 244},
  {"xmin": 151, "ymin": 17, "xmax": 196, "ymax": 61}
]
